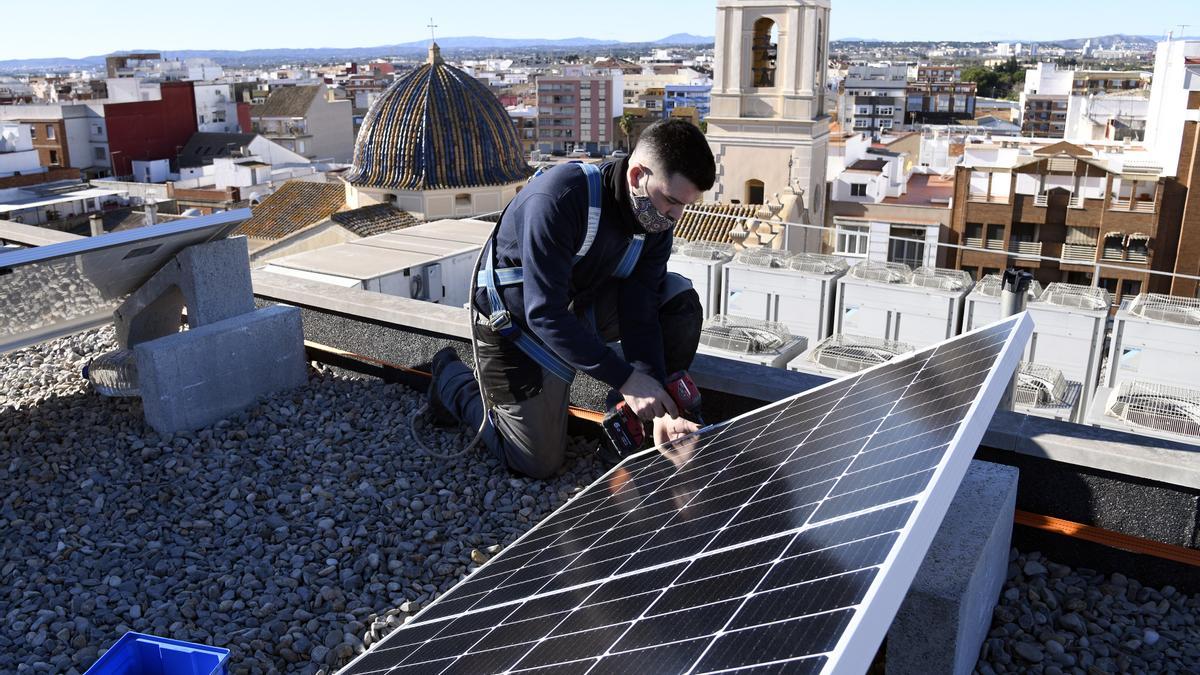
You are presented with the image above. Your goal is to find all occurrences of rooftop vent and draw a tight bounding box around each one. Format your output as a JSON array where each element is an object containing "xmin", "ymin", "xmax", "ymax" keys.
[
  {"xmin": 1014, "ymin": 362, "xmax": 1069, "ymax": 407},
  {"xmin": 808, "ymin": 334, "xmax": 915, "ymax": 373},
  {"xmin": 848, "ymin": 261, "xmax": 913, "ymax": 284},
  {"xmin": 1035, "ymin": 282, "xmax": 1111, "ymax": 311},
  {"xmin": 973, "ymin": 273, "xmax": 1043, "ymax": 299},
  {"xmin": 733, "ymin": 249, "xmax": 793, "ymax": 269},
  {"xmin": 1106, "ymin": 380, "xmax": 1200, "ymax": 438},
  {"xmin": 909, "ymin": 266, "xmax": 973, "ymax": 291},
  {"xmin": 788, "ymin": 252, "xmax": 850, "ymax": 275},
  {"xmin": 678, "ymin": 241, "xmax": 736, "ymax": 262},
  {"xmin": 699, "ymin": 315, "xmax": 793, "ymax": 354},
  {"xmin": 1127, "ymin": 293, "xmax": 1200, "ymax": 327}
]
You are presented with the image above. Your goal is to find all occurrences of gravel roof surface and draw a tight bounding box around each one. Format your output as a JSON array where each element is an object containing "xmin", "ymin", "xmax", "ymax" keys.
[{"xmin": 0, "ymin": 328, "xmax": 606, "ymax": 674}]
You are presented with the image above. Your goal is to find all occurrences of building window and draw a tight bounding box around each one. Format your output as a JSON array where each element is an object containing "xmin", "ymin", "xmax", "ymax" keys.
[
  {"xmin": 455, "ymin": 193, "xmax": 471, "ymax": 207},
  {"xmin": 836, "ymin": 223, "xmax": 869, "ymax": 256},
  {"xmin": 962, "ymin": 266, "xmax": 979, "ymax": 280},
  {"xmin": 48, "ymin": 150, "xmax": 59, "ymax": 165},
  {"xmin": 1121, "ymin": 279, "xmax": 1142, "ymax": 297},
  {"xmin": 46, "ymin": 125, "xmax": 55, "ymax": 139},
  {"xmin": 850, "ymin": 183, "xmax": 867, "ymax": 197},
  {"xmin": 745, "ymin": 179, "xmax": 765, "ymax": 205},
  {"xmin": 965, "ymin": 223, "xmax": 984, "ymax": 248},
  {"xmin": 888, "ymin": 226, "xmax": 926, "ymax": 268},
  {"xmin": 751, "ymin": 18, "xmax": 777, "ymax": 88},
  {"xmin": 94, "ymin": 147, "xmax": 105, "ymax": 161}
]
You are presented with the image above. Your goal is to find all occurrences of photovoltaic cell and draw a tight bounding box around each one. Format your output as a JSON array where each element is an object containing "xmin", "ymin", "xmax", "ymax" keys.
[{"xmin": 339, "ymin": 315, "xmax": 1032, "ymax": 675}]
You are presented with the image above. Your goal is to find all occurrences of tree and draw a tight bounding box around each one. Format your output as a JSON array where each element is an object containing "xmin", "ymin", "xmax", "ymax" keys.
[{"xmin": 619, "ymin": 112, "xmax": 635, "ymax": 150}]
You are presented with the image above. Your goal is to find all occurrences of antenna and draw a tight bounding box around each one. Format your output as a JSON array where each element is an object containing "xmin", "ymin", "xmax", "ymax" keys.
[
  {"xmin": 1177, "ymin": 24, "xmax": 1191, "ymax": 38},
  {"xmin": 427, "ymin": 18, "xmax": 439, "ymax": 44}
]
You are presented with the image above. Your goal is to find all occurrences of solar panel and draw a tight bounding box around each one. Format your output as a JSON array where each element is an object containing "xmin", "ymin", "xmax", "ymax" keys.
[
  {"xmin": 0, "ymin": 209, "xmax": 249, "ymax": 354},
  {"xmin": 340, "ymin": 315, "xmax": 1032, "ymax": 675}
]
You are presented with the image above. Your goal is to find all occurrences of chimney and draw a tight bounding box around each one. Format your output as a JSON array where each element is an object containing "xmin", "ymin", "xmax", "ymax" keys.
[
  {"xmin": 88, "ymin": 214, "xmax": 104, "ymax": 237},
  {"xmin": 145, "ymin": 200, "xmax": 158, "ymax": 226}
]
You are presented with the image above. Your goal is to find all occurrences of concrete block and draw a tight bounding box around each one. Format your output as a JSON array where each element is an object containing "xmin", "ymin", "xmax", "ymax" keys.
[
  {"xmin": 887, "ymin": 460, "xmax": 1019, "ymax": 675},
  {"xmin": 117, "ymin": 237, "xmax": 255, "ymax": 347},
  {"xmin": 134, "ymin": 305, "xmax": 306, "ymax": 434}
]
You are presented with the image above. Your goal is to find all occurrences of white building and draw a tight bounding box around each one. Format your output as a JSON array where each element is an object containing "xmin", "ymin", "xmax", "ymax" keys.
[
  {"xmin": 250, "ymin": 84, "xmax": 354, "ymax": 163},
  {"xmin": 1145, "ymin": 39, "xmax": 1200, "ymax": 178},
  {"xmin": 842, "ymin": 63, "xmax": 909, "ymax": 133},
  {"xmin": 193, "ymin": 83, "xmax": 241, "ymax": 133},
  {"xmin": 0, "ymin": 122, "xmax": 44, "ymax": 178},
  {"xmin": 1064, "ymin": 91, "xmax": 1150, "ymax": 142}
]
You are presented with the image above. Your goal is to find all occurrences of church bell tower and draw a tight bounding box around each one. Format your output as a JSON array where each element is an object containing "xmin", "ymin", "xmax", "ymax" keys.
[{"xmin": 707, "ymin": 0, "xmax": 831, "ymax": 241}]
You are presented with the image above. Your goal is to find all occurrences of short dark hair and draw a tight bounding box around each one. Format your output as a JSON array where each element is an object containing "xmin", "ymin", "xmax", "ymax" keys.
[{"xmin": 634, "ymin": 118, "xmax": 715, "ymax": 191}]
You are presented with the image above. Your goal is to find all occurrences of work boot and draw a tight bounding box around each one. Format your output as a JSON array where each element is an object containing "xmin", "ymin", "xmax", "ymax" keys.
[{"xmin": 427, "ymin": 347, "xmax": 462, "ymax": 428}]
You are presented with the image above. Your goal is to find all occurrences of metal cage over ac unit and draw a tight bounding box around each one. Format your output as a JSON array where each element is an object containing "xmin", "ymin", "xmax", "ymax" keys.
[
  {"xmin": 909, "ymin": 266, "xmax": 974, "ymax": 292},
  {"xmin": 973, "ymin": 273, "xmax": 1043, "ymax": 300},
  {"xmin": 848, "ymin": 261, "xmax": 913, "ymax": 284},
  {"xmin": 1014, "ymin": 362, "xmax": 1069, "ymax": 407},
  {"xmin": 1127, "ymin": 293, "xmax": 1200, "ymax": 328},
  {"xmin": 1105, "ymin": 380, "xmax": 1200, "ymax": 439},
  {"xmin": 699, "ymin": 315, "xmax": 794, "ymax": 354},
  {"xmin": 1036, "ymin": 282, "xmax": 1111, "ymax": 312},
  {"xmin": 808, "ymin": 333, "xmax": 915, "ymax": 374}
]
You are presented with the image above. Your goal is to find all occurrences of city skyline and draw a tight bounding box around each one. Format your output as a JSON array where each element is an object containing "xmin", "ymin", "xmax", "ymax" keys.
[{"xmin": 1, "ymin": 0, "xmax": 1195, "ymax": 62}]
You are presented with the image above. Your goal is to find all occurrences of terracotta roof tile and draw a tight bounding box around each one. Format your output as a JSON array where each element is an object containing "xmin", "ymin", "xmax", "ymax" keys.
[
  {"xmin": 251, "ymin": 85, "xmax": 320, "ymax": 118},
  {"xmin": 674, "ymin": 203, "xmax": 760, "ymax": 244},
  {"xmin": 235, "ymin": 181, "xmax": 345, "ymax": 240},
  {"xmin": 329, "ymin": 203, "xmax": 419, "ymax": 237}
]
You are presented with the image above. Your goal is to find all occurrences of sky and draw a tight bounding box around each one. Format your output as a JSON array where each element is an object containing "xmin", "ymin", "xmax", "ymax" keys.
[{"xmin": 0, "ymin": 0, "xmax": 1195, "ymax": 61}]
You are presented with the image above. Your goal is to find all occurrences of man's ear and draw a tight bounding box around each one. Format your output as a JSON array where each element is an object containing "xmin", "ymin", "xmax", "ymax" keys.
[{"xmin": 627, "ymin": 163, "xmax": 646, "ymax": 190}]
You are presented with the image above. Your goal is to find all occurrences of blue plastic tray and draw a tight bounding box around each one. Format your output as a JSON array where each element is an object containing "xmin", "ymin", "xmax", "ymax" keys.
[{"xmin": 84, "ymin": 632, "xmax": 229, "ymax": 675}]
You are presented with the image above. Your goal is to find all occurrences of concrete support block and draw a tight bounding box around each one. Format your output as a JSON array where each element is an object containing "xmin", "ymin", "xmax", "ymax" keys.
[
  {"xmin": 887, "ymin": 460, "xmax": 1019, "ymax": 675},
  {"xmin": 134, "ymin": 305, "xmax": 306, "ymax": 434},
  {"xmin": 116, "ymin": 236, "xmax": 255, "ymax": 348}
]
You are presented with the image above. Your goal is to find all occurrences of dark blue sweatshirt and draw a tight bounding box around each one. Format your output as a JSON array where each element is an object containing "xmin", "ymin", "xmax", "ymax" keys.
[{"xmin": 474, "ymin": 158, "xmax": 671, "ymax": 389}]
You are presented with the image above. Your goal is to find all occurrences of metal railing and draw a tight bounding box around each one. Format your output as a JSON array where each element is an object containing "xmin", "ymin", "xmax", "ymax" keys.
[
  {"xmin": 967, "ymin": 193, "xmax": 1008, "ymax": 204},
  {"xmin": 1110, "ymin": 198, "xmax": 1156, "ymax": 214},
  {"xmin": 1061, "ymin": 243, "xmax": 1097, "ymax": 263},
  {"xmin": 1010, "ymin": 241, "xmax": 1043, "ymax": 259},
  {"xmin": 1033, "ymin": 193, "xmax": 1049, "ymax": 207}
]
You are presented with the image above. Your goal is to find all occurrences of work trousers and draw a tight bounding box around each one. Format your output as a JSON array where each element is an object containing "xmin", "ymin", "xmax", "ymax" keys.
[{"xmin": 433, "ymin": 273, "xmax": 703, "ymax": 478}]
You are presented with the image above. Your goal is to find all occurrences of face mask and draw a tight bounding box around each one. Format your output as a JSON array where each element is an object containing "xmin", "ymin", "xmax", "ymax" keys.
[{"xmin": 629, "ymin": 174, "xmax": 676, "ymax": 234}]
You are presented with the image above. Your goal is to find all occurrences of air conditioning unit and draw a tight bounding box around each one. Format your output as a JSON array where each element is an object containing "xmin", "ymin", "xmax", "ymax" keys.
[
  {"xmin": 1094, "ymin": 379, "xmax": 1200, "ymax": 442},
  {"xmin": 697, "ymin": 314, "xmax": 808, "ymax": 368},
  {"xmin": 790, "ymin": 333, "xmax": 915, "ymax": 377},
  {"xmin": 1103, "ymin": 293, "xmax": 1200, "ymax": 392},
  {"xmin": 722, "ymin": 250, "xmax": 848, "ymax": 347},
  {"xmin": 1019, "ymin": 282, "xmax": 1111, "ymax": 423},
  {"xmin": 836, "ymin": 263, "xmax": 972, "ymax": 349},
  {"xmin": 963, "ymin": 273, "xmax": 1044, "ymax": 332},
  {"xmin": 667, "ymin": 241, "xmax": 735, "ymax": 319},
  {"xmin": 1013, "ymin": 362, "xmax": 1081, "ymax": 422}
]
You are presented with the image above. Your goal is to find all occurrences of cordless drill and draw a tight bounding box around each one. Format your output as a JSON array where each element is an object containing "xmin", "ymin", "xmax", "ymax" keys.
[{"xmin": 601, "ymin": 371, "xmax": 704, "ymax": 460}]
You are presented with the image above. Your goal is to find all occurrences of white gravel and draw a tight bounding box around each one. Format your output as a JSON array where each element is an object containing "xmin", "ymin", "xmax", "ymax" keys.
[{"xmin": 0, "ymin": 328, "xmax": 606, "ymax": 674}]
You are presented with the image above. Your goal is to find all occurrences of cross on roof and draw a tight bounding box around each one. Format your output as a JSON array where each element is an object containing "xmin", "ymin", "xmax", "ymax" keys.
[{"xmin": 427, "ymin": 18, "xmax": 438, "ymax": 43}]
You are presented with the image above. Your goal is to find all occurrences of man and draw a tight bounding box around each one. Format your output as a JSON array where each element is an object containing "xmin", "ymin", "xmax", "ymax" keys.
[{"xmin": 428, "ymin": 119, "xmax": 715, "ymax": 478}]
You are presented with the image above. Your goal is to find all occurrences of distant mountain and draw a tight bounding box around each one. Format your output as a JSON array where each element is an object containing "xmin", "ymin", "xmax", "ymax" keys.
[
  {"xmin": 0, "ymin": 33, "xmax": 716, "ymax": 72},
  {"xmin": 655, "ymin": 33, "xmax": 715, "ymax": 45}
]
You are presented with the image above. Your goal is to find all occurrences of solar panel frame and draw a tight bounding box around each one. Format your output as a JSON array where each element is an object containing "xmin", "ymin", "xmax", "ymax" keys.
[
  {"xmin": 339, "ymin": 315, "xmax": 1032, "ymax": 675},
  {"xmin": 0, "ymin": 209, "xmax": 250, "ymax": 354}
]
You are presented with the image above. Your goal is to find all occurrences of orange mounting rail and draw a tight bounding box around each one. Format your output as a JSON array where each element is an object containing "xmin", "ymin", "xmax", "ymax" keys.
[{"xmin": 1014, "ymin": 510, "xmax": 1200, "ymax": 567}]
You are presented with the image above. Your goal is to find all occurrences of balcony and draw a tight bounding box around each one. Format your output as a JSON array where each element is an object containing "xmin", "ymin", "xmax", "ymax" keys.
[
  {"xmin": 1101, "ymin": 246, "xmax": 1125, "ymax": 262},
  {"xmin": 1032, "ymin": 193, "xmax": 1085, "ymax": 208},
  {"xmin": 1062, "ymin": 244, "xmax": 1097, "ymax": 263},
  {"xmin": 984, "ymin": 238, "xmax": 1005, "ymax": 252},
  {"xmin": 967, "ymin": 193, "xmax": 1008, "ymax": 204},
  {"xmin": 1110, "ymin": 198, "xmax": 1156, "ymax": 214},
  {"xmin": 965, "ymin": 236, "xmax": 984, "ymax": 248},
  {"xmin": 1033, "ymin": 193, "xmax": 1049, "ymax": 207},
  {"xmin": 1010, "ymin": 241, "xmax": 1043, "ymax": 260}
]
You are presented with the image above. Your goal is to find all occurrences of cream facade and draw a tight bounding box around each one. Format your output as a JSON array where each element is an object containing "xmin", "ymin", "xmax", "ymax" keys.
[{"xmin": 707, "ymin": 0, "xmax": 832, "ymax": 247}]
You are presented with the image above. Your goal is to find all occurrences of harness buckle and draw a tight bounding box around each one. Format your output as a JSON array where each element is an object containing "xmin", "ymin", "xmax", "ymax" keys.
[{"xmin": 487, "ymin": 310, "xmax": 514, "ymax": 334}]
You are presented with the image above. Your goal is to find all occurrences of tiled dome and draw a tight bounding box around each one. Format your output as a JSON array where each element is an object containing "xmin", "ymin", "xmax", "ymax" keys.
[{"xmin": 347, "ymin": 43, "xmax": 531, "ymax": 190}]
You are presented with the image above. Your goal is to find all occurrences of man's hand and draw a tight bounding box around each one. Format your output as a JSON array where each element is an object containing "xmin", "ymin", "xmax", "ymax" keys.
[
  {"xmin": 653, "ymin": 415, "xmax": 700, "ymax": 447},
  {"xmin": 619, "ymin": 370, "xmax": 679, "ymax": 420}
]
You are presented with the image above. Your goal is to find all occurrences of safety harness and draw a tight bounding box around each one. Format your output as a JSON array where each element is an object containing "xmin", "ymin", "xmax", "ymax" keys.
[{"xmin": 475, "ymin": 162, "xmax": 645, "ymax": 383}]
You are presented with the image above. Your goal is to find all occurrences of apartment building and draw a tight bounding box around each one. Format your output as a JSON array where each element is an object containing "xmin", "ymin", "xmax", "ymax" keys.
[
  {"xmin": 250, "ymin": 84, "xmax": 354, "ymax": 163},
  {"xmin": 663, "ymin": 84, "xmax": 712, "ymax": 120},
  {"xmin": 951, "ymin": 140, "xmax": 1174, "ymax": 306},
  {"xmin": 535, "ymin": 68, "xmax": 624, "ymax": 155},
  {"xmin": 842, "ymin": 63, "xmax": 908, "ymax": 134},
  {"xmin": 905, "ymin": 65, "xmax": 976, "ymax": 124},
  {"xmin": 1021, "ymin": 64, "xmax": 1152, "ymax": 139}
]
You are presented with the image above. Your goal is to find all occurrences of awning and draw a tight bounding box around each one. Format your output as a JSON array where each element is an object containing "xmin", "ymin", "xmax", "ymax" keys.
[
  {"xmin": 1104, "ymin": 231, "xmax": 1124, "ymax": 239},
  {"xmin": 1128, "ymin": 232, "xmax": 1151, "ymax": 242}
]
